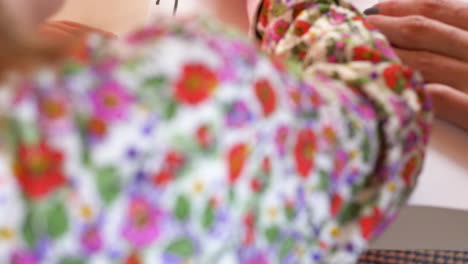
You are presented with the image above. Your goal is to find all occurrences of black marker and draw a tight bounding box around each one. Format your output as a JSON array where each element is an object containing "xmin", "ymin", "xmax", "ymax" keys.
[{"xmin": 156, "ymin": 0, "xmax": 179, "ymax": 15}]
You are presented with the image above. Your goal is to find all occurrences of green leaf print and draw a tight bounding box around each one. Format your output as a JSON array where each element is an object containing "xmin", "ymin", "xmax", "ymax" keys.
[
  {"xmin": 174, "ymin": 195, "xmax": 191, "ymax": 221},
  {"xmin": 165, "ymin": 99, "xmax": 178, "ymax": 120},
  {"xmin": 75, "ymin": 115, "xmax": 91, "ymax": 166},
  {"xmin": 338, "ymin": 202, "xmax": 361, "ymax": 224},
  {"xmin": 60, "ymin": 258, "xmax": 85, "ymax": 264},
  {"xmin": 166, "ymin": 238, "xmax": 195, "ymax": 258},
  {"xmin": 202, "ymin": 204, "xmax": 215, "ymax": 230},
  {"xmin": 96, "ymin": 167, "xmax": 122, "ymax": 206},
  {"xmin": 395, "ymin": 77, "xmax": 406, "ymax": 94},
  {"xmin": 23, "ymin": 211, "xmax": 37, "ymax": 247},
  {"xmin": 319, "ymin": 170, "xmax": 330, "ymax": 191},
  {"xmin": 142, "ymin": 76, "xmax": 167, "ymax": 90},
  {"xmin": 361, "ymin": 136, "xmax": 371, "ymax": 163},
  {"xmin": 271, "ymin": 3, "xmax": 289, "ymax": 16},
  {"xmin": 265, "ymin": 226, "xmax": 280, "ymax": 243},
  {"xmin": 62, "ymin": 63, "xmax": 83, "ymax": 75},
  {"xmin": 285, "ymin": 59, "xmax": 303, "ymax": 78},
  {"xmin": 279, "ymin": 238, "xmax": 295, "ymax": 261},
  {"xmin": 285, "ymin": 206, "xmax": 296, "ymax": 221},
  {"xmin": 229, "ymin": 188, "xmax": 236, "ymax": 204},
  {"xmin": 46, "ymin": 202, "xmax": 69, "ymax": 238},
  {"xmin": 318, "ymin": 3, "xmax": 331, "ymax": 13}
]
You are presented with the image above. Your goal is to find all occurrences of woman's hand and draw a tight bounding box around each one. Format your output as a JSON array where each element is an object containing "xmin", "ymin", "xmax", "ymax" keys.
[
  {"xmin": 365, "ymin": 0, "xmax": 468, "ymax": 129},
  {"xmin": 39, "ymin": 20, "xmax": 115, "ymax": 42}
]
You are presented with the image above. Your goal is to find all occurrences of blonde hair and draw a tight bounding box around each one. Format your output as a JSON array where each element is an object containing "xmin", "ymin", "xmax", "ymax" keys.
[{"xmin": 0, "ymin": 3, "xmax": 66, "ymax": 74}]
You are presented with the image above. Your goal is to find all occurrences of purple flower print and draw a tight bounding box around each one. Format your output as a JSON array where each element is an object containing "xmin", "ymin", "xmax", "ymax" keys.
[
  {"xmin": 80, "ymin": 225, "xmax": 103, "ymax": 254},
  {"xmin": 275, "ymin": 125, "xmax": 290, "ymax": 157},
  {"xmin": 90, "ymin": 80, "xmax": 133, "ymax": 122},
  {"xmin": 245, "ymin": 252, "xmax": 269, "ymax": 264},
  {"xmin": 336, "ymin": 41, "xmax": 346, "ymax": 50},
  {"xmin": 239, "ymin": 248, "xmax": 269, "ymax": 264},
  {"xmin": 122, "ymin": 196, "xmax": 163, "ymax": 247},
  {"xmin": 375, "ymin": 39, "xmax": 397, "ymax": 60},
  {"xmin": 94, "ymin": 57, "xmax": 119, "ymax": 75},
  {"xmin": 38, "ymin": 92, "xmax": 72, "ymax": 135},
  {"xmin": 10, "ymin": 249, "xmax": 39, "ymax": 264},
  {"xmin": 327, "ymin": 55, "xmax": 338, "ymax": 63},
  {"xmin": 270, "ymin": 20, "xmax": 290, "ymax": 41},
  {"xmin": 404, "ymin": 131, "xmax": 418, "ymax": 153},
  {"xmin": 330, "ymin": 10, "xmax": 347, "ymax": 25},
  {"xmin": 226, "ymin": 101, "xmax": 253, "ymax": 128},
  {"xmin": 355, "ymin": 103, "xmax": 377, "ymax": 121}
]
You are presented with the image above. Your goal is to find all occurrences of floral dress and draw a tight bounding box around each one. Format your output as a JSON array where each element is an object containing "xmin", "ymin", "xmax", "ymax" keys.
[{"xmin": 0, "ymin": 0, "xmax": 431, "ymax": 263}]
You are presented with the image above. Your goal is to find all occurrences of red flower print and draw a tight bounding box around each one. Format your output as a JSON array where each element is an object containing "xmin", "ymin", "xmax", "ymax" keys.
[
  {"xmin": 270, "ymin": 55, "xmax": 287, "ymax": 72},
  {"xmin": 243, "ymin": 212, "xmax": 256, "ymax": 245},
  {"xmin": 275, "ymin": 126, "xmax": 289, "ymax": 157},
  {"xmin": 309, "ymin": 91, "xmax": 323, "ymax": 107},
  {"xmin": 262, "ymin": 157, "xmax": 271, "ymax": 174},
  {"xmin": 227, "ymin": 143, "xmax": 249, "ymax": 184},
  {"xmin": 13, "ymin": 141, "xmax": 66, "ymax": 200},
  {"xmin": 353, "ymin": 16, "xmax": 376, "ymax": 30},
  {"xmin": 383, "ymin": 64, "xmax": 413, "ymax": 93},
  {"xmin": 323, "ymin": 126, "xmax": 337, "ymax": 144},
  {"xmin": 258, "ymin": 0, "xmax": 270, "ymax": 27},
  {"xmin": 319, "ymin": 241, "xmax": 328, "ymax": 250},
  {"xmin": 69, "ymin": 37, "xmax": 90, "ymax": 64},
  {"xmin": 165, "ymin": 150, "xmax": 185, "ymax": 170},
  {"xmin": 153, "ymin": 168, "xmax": 173, "ymax": 187},
  {"xmin": 88, "ymin": 117, "xmax": 108, "ymax": 138},
  {"xmin": 293, "ymin": 20, "xmax": 311, "ymax": 36},
  {"xmin": 175, "ymin": 63, "xmax": 218, "ymax": 105},
  {"xmin": 40, "ymin": 98, "xmax": 67, "ymax": 120},
  {"xmin": 402, "ymin": 156, "xmax": 419, "ymax": 187},
  {"xmin": 293, "ymin": 3, "xmax": 308, "ymax": 18},
  {"xmin": 124, "ymin": 252, "xmax": 141, "ymax": 264},
  {"xmin": 209, "ymin": 196, "xmax": 219, "ymax": 208},
  {"xmin": 289, "ymin": 90, "xmax": 301, "ymax": 107},
  {"xmin": 250, "ymin": 179, "xmax": 262, "ymax": 192},
  {"xmin": 294, "ymin": 129, "xmax": 317, "ymax": 178},
  {"xmin": 254, "ymin": 79, "xmax": 277, "ymax": 117},
  {"xmin": 153, "ymin": 150, "xmax": 185, "ymax": 187},
  {"xmin": 271, "ymin": 20, "xmax": 290, "ymax": 41},
  {"xmin": 331, "ymin": 194, "xmax": 343, "ymax": 217},
  {"xmin": 196, "ymin": 125, "xmax": 213, "ymax": 149},
  {"xmin": 353, "ymin": 45, "xmax": 382, "ymax": 63},
  {"xmin": 360, "ymin": 208, "xmax": 383, "ymax": 240}
]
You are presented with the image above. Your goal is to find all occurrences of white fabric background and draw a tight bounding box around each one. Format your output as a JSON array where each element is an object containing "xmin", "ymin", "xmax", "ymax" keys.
[{"xmin": 52, "ymin": 0, "xmax": 468, "ymax": 249}]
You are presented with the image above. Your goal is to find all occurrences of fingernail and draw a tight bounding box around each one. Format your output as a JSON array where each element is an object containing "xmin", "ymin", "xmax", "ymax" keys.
[{"xmin": 364, "ymin": 6, "xmax": 380, "ymax": 15}]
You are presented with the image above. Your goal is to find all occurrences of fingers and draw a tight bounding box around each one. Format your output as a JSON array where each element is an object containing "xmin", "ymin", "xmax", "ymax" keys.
[
  {"xmin": 39, "ymin": 21, "xmax": 116, "ymax": 42},
  {"xmin": 39, "ymin": 23, "xmax": 73, "ymax": 41},
  {"xmin": 367, "ymin": 0, "xmax": 468, "ymax": 31},
  {"xmin": 55, "ymin": 21, "xmax": 116, "ymax": 38},
  {"xmin": 366, "ymin": 15, "xmax": 468, "ymax": 62},
  {"xmin": 394, "ymin": 48, "xmax": 468, "ymax": 91},
  {"xmin": 427, "ymin": 84, "xmax": 468, "ymax": 130}
]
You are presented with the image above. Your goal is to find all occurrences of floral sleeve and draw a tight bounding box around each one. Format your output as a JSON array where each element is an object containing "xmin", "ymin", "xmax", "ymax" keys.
[
  {"xmin": 256, "ymin": 0, "xmax": 432, "ymax": 258},
  {"xmin": 0, "ymin": 7, "xmax": 430, "ymax": 264}
]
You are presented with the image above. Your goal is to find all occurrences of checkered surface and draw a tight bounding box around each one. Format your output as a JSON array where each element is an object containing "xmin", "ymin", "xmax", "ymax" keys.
[{"xmin": 358, "ymin": 250, "xmax": 468, "ymax": 264}]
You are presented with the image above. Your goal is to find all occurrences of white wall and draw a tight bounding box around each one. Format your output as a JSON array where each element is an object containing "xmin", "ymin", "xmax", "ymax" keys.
[{"xmin": 52, "ymin": 0, "xmax": 149, "ymax": 35}]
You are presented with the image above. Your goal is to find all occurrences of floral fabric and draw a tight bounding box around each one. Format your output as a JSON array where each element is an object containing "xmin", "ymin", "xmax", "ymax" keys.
[{"xmin": 0, "ymin": 1, "xmax": 431, "ymax": 264}]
